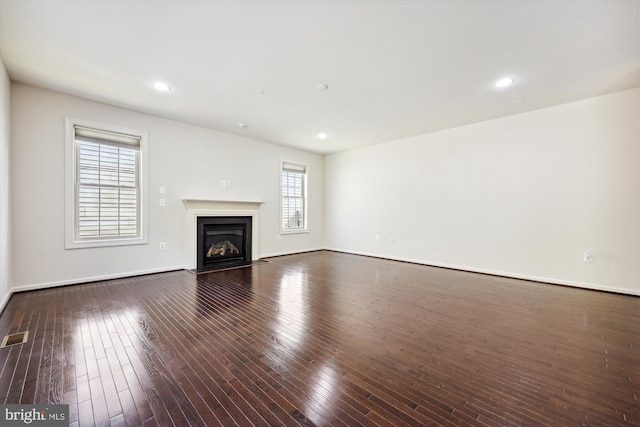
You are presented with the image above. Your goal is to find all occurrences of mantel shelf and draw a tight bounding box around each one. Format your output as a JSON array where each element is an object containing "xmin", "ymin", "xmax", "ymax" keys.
[{"xmin": 182, "ymin": 199, "xmax": 264, "ymax": 210}]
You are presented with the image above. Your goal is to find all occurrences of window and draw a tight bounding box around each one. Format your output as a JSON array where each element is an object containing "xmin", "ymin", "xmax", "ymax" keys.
[
  {"xmin": 281, "ymin": 162, "xmax": 307, "ymax": 232},
  {"xmin": 65, "ymin": 117, "xmax": 148, "ymax": 248}
]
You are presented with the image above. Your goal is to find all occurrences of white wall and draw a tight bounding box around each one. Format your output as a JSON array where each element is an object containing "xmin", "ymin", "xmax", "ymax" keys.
[
  {"xmin": 0, "ymin": 58, "xmax": 10, "ymax": 308},
  {"xmin": 325, "ymin": 88, "xmax": 640, "ymax": 295},
  {"xmin": 10, "ymin": 83, "xmax": 324, "ymax": 291}
]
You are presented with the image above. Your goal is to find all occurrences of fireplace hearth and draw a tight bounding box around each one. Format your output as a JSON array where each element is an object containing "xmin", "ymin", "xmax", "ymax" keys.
[{"xmin": 196, "ymin": 216, "xmax": 252, "ymax": 272}]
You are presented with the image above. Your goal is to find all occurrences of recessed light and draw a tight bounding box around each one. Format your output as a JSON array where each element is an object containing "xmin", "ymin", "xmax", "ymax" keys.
[
  {"xmin": 317, "ymin": 132, "xmax": 328, "ymax": 139},
  {"xmin": 494, "ymin": 77, "xmax": 515, "ymax": 88},
  {"xmin": 153, "ymin": 81, "xmax": 171, "ymax": 92}
]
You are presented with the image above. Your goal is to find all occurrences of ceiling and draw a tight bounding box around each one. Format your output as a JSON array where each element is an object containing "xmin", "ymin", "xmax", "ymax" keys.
[{"xmin": 1, "ymin": 0, "xmax": 638, "ymax": 154}]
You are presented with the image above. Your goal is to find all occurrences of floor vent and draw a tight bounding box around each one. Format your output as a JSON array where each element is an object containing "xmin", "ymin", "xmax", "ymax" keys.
[{"xmin": 1, "ymin": 331, "xmax": 29, "ymax": 348}]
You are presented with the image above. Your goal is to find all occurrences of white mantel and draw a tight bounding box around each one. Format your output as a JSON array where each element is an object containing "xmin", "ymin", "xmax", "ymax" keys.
[{"xmin": 183, "ymin": 199, "xmax": 264, "ymax": 269}]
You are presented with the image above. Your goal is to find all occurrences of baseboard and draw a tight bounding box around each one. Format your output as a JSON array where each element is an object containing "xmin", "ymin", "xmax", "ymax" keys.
[
  {"xmin": 9, "ymin": 265, "xmax": 187, "ymax": 295},
  {"xmin": 324, "ymin": 248, "xmax": 640, "ymax": 297},
  {"xmin": 259, "ymin": 247, "xmax": 324, "ymax": 259},
  {"xmin": 0, "ymin": 290, "xmax": 12, "ymax": 317}
]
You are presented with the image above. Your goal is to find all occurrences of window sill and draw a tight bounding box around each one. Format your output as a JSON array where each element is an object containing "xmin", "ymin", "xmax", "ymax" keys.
[
  {"xmin": 280, "ymin": 229, "xmax": 309, "ymax": 235},
  {"xmin": 65, "ymin": 236, "xmax": 148, "ymax": 250}
]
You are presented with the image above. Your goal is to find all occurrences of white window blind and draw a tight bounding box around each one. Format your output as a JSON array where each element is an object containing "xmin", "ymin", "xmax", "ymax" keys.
[
  {"xmin": 74, "ymin": 126, "xmax": 141, "ymax": 240},
  {"xmin": 281, "ymin": 162, "xmax": 306, "ymax": 231}
]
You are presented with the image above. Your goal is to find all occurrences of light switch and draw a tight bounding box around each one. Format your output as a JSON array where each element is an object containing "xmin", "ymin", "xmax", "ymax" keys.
[{"xmin": 159, "ymin": 198, "xmax": 166, "ymax": 206}]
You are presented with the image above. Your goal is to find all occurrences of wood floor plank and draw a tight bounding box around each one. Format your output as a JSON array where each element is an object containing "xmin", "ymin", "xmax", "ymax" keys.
[
  {"xmin": 0, "ymin": 251, "xmax": 638, "ymax": 426},
  {"xmin": 78, "ymin": 398, "xmax": 95, "ymax": 427},
  {"xmin": 64, "ymin": 389, "xmax": 79, "ymax": 425},
  {"xmin": 117, "ymin": 387, "xmax": 142, "ymax": 427},
  {"xmin": 120, "ymin": 364, "xmax": 154, "ymax": 424}
]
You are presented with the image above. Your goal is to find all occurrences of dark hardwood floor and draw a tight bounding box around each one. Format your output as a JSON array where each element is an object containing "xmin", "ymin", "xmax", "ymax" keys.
[{"xmin": 0, "ymin": 251, "xmax": 638, "ymax": 426}]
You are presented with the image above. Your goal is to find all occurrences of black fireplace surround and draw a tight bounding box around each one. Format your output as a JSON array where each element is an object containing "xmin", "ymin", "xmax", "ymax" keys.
[{"xmin": 196, "ymin": 216, "xmax": 252, "ymax": 271}]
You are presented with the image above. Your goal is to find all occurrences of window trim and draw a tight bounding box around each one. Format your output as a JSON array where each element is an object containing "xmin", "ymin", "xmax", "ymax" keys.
[
  {"xmin": 280, "ymin": 160, "xmax": 308, "ymax": 234},
  {"xmin": 64, "ymin": 117, "xmax": 149, "ymax": 249}
]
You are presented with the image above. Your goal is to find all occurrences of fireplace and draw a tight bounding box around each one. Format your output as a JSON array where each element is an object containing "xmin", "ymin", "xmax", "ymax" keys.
[
  {"xmin": 183, "ymin": 199, "xmax": 263, "ymax": 270},
  {"xmin": 196, "ymin": 216, "xmax": 252, "ymax": 271}
]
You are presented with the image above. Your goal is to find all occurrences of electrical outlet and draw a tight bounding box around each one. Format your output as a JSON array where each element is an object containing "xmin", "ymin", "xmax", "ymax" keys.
[
  {"xmin": 159, "ymin": 242, "xmax": 166, "ymax": 250},
  {"xmin": 159, "ymin": 198, "xmax": 166, "ymax": 206},
  {"xmin": 391, "ymin": 236, "xmax": 397, "ymax": 244},
  {"xmin": 375, "ymin": 235, "xmax": 380, "ymax": 242},
  {"xmin": 583, "ymin": 250, "xmax": 593, "ymax": 263},
  {"xmin": 159, "ymin": 186, "xmax": 166, "ymax": 194}
]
